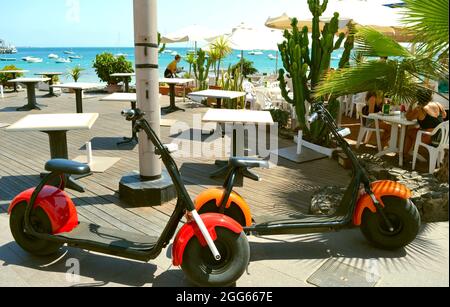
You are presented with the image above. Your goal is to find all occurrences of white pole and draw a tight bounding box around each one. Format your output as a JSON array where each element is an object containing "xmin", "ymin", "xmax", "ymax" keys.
[
  {"xmin": 133, "ymin": 0, "xmax": 162, "ymax": 179},
  {"xmin": 86, "ymin": 142, "xmax": 93, "ymax": 165}
]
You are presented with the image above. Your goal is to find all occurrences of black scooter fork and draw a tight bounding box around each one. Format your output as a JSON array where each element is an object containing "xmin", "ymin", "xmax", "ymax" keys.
[
  {"xmin": 365, "ymin": 186, "xmax": 395, "ymax": 233},
  {"xmin": 132, "ymin": 112, "xmax": 222, "ymax": 262}
]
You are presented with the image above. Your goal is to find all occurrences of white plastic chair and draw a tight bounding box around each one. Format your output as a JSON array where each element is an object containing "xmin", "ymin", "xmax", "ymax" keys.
[
  {"xmin": 412, "ymin": 121, "xmax": 449, "ymax": 174},
  {"xmin": 0, "ymin": 84, "xmax": 4, "ymax": 98},
  {"xmin": 356, "ymin": 112, "xmax": 384, "ymax": 152},
  {"xmin": 348, "ymin": 93, "xmax": 366, "ymax": 118},
  {"xmin": 255, "ymin": 91, "xmax": 274, "ymax": 110},
  {"xmin": 243, "ymin": 81, "xmax": 257, "ymax": 110}
]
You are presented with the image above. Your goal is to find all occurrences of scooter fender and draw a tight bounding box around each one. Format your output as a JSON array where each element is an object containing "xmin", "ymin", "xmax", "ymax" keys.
[
  {"xmin": 8, "ymin": 186, "xmax": 79, "ymax": 234},
  {"xmin": 195, "ymin": 188, "xmax": 253, "ymax": 227},
  {"xmin": 172, "ymin": 213, "xmax": 243, "ymax": 267},
  {"xmin": 353, "ymin": 180, "xmax": 412, "ymax": 226}
]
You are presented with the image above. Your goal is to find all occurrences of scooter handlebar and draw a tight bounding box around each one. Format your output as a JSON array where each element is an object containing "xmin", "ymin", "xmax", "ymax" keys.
[{"xmin": 121, "ymin": 109, "xmax": 136, "ymax": 120}]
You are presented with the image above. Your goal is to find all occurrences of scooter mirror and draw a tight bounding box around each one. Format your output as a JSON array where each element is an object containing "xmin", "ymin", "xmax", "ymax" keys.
[{"xmin": 308, "ymin": 112, "xmax": 320, "ymax": 124}]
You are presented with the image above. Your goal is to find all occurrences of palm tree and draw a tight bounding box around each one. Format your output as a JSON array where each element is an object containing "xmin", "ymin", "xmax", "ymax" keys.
[
  {"xmin": 210, "ymin": 36, "xmax": 232, "ymax": 85},
  {"xmin": 402, "ymin": 0, "xmax": 449, "ymax": 60},
  {"xmin": 314, "ymin": 27, "xmax": 447, "ymax": 104},
  {"xmin": 66, "ymin": 65, "xmax": 85, "ymax": 83},
  {"xmin": 314, "ymin": 0, "xmax": 449, "ymax": 103},
  {"xmin": 185, "ymin": 53, "xmax": 196, "ymax": 77},
  {"xmin": 207, "ymin": 48, "xmax": 221, "ymax": 82}
]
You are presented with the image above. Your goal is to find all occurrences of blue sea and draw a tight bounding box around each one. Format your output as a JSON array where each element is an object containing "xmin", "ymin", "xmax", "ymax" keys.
[{"xmin": 1, "ymin": 47, "xmax": 343, "ymax": 83}]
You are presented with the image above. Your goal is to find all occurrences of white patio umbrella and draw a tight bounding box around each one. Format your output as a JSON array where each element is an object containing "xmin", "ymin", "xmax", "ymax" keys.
[
  {"xmin": 215, "ymin": 23, "xmax": 283, "ymax": 73},
  {"xmin": 161, "ymin": 25, "xmax": 219, "ymax": 54}
]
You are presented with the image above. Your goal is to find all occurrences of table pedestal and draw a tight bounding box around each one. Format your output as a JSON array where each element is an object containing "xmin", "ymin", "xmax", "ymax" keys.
[
  {"xmin": 12, "ymin": 73, "xmax": 18, "ymax": 92},
  {"xmin": 161, "ymin": 83, "xmax": 185, "ymax": 114},
  {"xmin": 17, "ymin": 83, "xmax": 41, "ymax": 111},
  {"xmin": 123, "ymin": 78, "xmax": 130, "ymax": 93},
  {"xmin": 43, "ymin": 76, "xmax": 59, "ymax": 97},
  {"xmin": 42, "ymin": 131, "xmax": 92, "ymax": 193},
  {"xmin": 210, "ymin": 125, "xmax": 260, "ymax": 180},
  {"xmin": 118, "ymin": 101, "xmax": 139, "ymax": 145},
  {"xmin": 75, "ymin": 89, "xmax": 83, "ymax": 113},
  {"xmin": 375, "ymin": 121, "xmax": 408, "ymax": 167}
]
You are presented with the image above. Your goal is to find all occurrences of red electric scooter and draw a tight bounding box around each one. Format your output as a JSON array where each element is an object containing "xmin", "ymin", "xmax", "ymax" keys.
[
  {"xmin": 196, "ymin": 103, "xmax": 421, "ymax": 250},
  {"xmin": 8, "ymin": 109, "xmax": 250, "ymax": 287}
]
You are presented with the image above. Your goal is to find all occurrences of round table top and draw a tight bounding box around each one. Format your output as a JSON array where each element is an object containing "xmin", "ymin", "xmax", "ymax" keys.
[{"xmin": 110, "ymin": 73, "xmax": 136, "ymax": 77}]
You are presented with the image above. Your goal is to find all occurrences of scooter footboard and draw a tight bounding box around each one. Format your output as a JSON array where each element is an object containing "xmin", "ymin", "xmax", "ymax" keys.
[
  {"xmin": 9, "ymin": 186, "xmax": 79, "ymax": 234},
  {"xmin": 353, "ymin": 181, "xmax": 412, "ymax": 226}
]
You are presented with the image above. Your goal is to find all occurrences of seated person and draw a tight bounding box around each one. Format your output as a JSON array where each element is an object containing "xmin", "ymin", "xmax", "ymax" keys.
[
  {"xmin": 403, "ymin": 88, "xmax": 447, "ymax": 159},
  {"xmin": 165, "ymin": 55, "xmax": 181, "ymax": 78},
  {"xmin": 362, "ymin": 91, "xmax": 392, "ymax": 148}
]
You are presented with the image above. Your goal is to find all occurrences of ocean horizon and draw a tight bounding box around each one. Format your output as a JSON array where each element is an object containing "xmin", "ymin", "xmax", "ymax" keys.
[{"xmin": 1, "ymin": 47, "xmax": 344, "ymax": 83}]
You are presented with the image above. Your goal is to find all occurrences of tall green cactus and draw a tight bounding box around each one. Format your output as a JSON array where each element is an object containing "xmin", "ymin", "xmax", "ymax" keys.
[
  {"xmin": 220, "ymin": 65, "xmax": 245, "ymax": 109},
  {"xmin": 278, "ymin": 0, "xmax": 354, "ymax": 141},
  {"xmin": 193, "ymin": 49, "xmax": 211, "ymax": 91}
]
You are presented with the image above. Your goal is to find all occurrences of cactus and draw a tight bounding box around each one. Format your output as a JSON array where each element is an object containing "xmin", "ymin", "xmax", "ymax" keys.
[
  {"xmin": 157, "ymin": 32, "xmax": 166, "ymax": 54},
  {"xmin": 278, "ymin": 0, "xmax": 354, "ymax": 142},
  {"xmin": 193, "ymin": 49, "xmax": 212, "ymax": 91},
  {"xmin": 220, "ymin": 65, "xmax": 245, "ymax": 109}
]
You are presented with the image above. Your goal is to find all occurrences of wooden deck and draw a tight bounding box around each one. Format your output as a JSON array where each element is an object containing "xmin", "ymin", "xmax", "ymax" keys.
[{"xmin": 0, "ymin": 90, "xmax": 351, "ymax": 237}]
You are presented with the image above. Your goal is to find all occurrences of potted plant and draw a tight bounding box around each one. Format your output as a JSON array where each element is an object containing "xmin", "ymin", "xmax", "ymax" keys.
[
  {"xmin": 64, "ymin": 65, "xmax": 85, "ymax": 93},
  {"xmin": 93, "ymin": 52, "xmax": 134, "ymax": 93},
  {"xmin": 159, "ymin": 82, "xmax": 170, "ymax": 95},
  {"xmin": 0, "ymin": 65, "xmax": 24, "ymax": 88}
]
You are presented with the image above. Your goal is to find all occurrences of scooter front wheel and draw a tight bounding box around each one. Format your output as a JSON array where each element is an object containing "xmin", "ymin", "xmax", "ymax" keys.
[
  {"xmin": 10, "ymin": 202, "xmax": 63, "ymax": 256},
  {"xmin": 181, "ymin": 227, "xmax": 250, "ymax": 287},
  {"xmin": 361, "ymin": 196, "xmax": 421, "ymax": 250}
]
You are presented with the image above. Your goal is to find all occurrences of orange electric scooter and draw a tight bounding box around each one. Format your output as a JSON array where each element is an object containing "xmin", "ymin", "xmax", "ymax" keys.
[{"xmin": 195, "ymin": 103, "xmax": 421, "ymax": 250}]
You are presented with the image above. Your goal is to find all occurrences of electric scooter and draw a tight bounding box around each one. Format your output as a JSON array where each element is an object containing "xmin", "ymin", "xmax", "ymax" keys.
[
  {"xmin": 8, "ymin": 109, "xmax": 250, "ymax": 287},
  {"xmin": 196, "ymin": 103, "xmax": 421, "ymax": 250}
]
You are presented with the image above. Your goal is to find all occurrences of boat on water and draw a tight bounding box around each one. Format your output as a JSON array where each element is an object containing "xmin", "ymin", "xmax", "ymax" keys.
[
  {"xmin": 48, "ymin": 54, "xmax": 59, "ymax": 59},
  {"xmin": 0, "ymin": 39, "xmax": 17, "ymax": 54},
  {"xmin": 171, "ymin": 51, "xmax": 178, "ymax": 56},
  {"xmin": 55, "ymin": 58, "xmax": 71, "ymax": 63},
  {"xmin": 163, "ymin": 49, "xmax": 173, "ymax": 54},
  {"xmin": 249, "ymin": 50, "xmax": 264, "ymax": 56},
  {"xmin": 64, "ymin": 50, "xmax": 75, "ymax": 55},
  {"xmin": 22, "ymin": 56, "xmax": 43, "ymax": 63},
  {"xmin": 0, "ymin": 58, "xmax": 16, "ymax": 61},
  {"xmin": 69, "ymin": 55, "xmax": 82, "ymax": 60},
  {"xmin": 268, "ymin": 54, "xmax": 277, "ymax": 60},
  {"xmin": 115, "ymin": 53, "xmax": 129, "ymax": 58}
]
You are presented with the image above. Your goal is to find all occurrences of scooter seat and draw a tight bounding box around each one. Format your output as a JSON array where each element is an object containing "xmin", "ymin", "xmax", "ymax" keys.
[
  {"xmin": 45, "ymin": 159, "xmax": 91, "ymax": 175},
  {"xmin": 229, "ymin": 157, "xmax": 270, "ymax": 169}
]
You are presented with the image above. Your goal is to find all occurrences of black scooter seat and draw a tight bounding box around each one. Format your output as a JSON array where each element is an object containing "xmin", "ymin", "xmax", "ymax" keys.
[
  {"xmin": 229, "ymin": 157, "xmax": 270, "ymax": 169},
  {"xmin": 45, "ymin": 159, "xmax": 91, "ymax": 175}
]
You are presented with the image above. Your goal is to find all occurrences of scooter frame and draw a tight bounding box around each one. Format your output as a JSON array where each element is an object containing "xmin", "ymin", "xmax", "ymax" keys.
[
  {"xmin": 9, "ymin": 109, "xmax": 247, "ymax": 265},
  {"xmin": 196, "ymin": 103, "xmax": 412, "ymax": 236}
]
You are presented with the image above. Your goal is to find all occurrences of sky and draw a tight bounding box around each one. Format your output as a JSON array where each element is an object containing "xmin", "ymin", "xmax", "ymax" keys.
[{"xmin": 0, "ymin": 0, "xmax": 400, "ymax": 47}]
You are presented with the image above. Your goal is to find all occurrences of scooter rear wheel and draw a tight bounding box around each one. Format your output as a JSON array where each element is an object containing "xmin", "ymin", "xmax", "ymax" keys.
[
  {"xmin": 10, "ymin": 202, "xmax": 63, "ymax": 256},
  {"xmin": 361, "ymin": 197, "xmax": 421, "ymax": 250},
  {"xmin": 181, "ymin": 227, "xmax": 250, "ymax": 287}
]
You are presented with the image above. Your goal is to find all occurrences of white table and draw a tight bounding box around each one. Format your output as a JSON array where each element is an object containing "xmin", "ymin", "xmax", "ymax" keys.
[
  {"xmin": 8, "ymin": 78, "xmax": 51, "ymax": 111},
  {"xmin": 189, "ymin": 89, "xmax": 247, "ymax": 109},
  {"xmin": 101, "ymin": 93, "xmax": 139, "ymax": 145},
  {"xmin": 202, "ymin": 109, "xmax": 274, "ymax": 178},
  {"xmin": 52, "ymin": 83, "xmax": 104, "ymax": 113},
  {"xmin": 159, "ymin": 78, "xmax": 195, "ymax": 113},
  {"xmin": 6, "ymin": 113, "xmax": 99, "ymax": 192},
  {"xmin": 110, "ymin": 73, "xmax": 135, "ymax": 93},
  {"xmin": 368, "ymin": 112, "xmax": 417, "ymax": 167},
  {"xmin": 0, "ymin": 70, "xmax": 29, "ymax": 92}
]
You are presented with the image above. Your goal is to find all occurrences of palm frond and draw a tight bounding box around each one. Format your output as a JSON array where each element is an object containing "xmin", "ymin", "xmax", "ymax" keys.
[
  {"xmin": 355, "ymin": 27, "xmax": 411, "ymax": 58},
  {"xmin": 403, "ymin": 0, "xmax": 449, "ymax": 57},
  {"xmin": 313, "ymin": 59, "xmax": 436, "ymax": 104}
]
